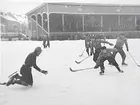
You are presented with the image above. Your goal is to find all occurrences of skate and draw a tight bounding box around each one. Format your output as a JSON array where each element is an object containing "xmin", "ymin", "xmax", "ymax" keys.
[
  {"xmin": 99, "ymin": 71, "xmax": 104, "ymax": 75},
  {"xmin": 119, "ymin": 70, "xmax": 123, "ymax": 73},
  {"xmin": 122, "ymin": 62, "xmax": 128, "ymax": 66},
  {"xmin": 6, "ymin": 77, "xmax": 15, "ymax": 86},
  {"xmin": 94, "ymin": 65, "xmax": 99, "ymax": 69},
  {"xmin": 6, "ymin": 73, "xmax": 19, "ymax": 86}
]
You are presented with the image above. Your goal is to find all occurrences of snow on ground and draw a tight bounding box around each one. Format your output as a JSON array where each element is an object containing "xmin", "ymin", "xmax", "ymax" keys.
[{"xmin": 0, "ymin": 39, "xmax": 140, "ymax": 105}]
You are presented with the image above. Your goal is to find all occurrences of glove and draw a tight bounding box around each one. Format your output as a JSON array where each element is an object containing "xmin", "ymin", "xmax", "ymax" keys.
[{"xmin": 41, "ymin": 70, "xmax": 48, "ymax": 75}]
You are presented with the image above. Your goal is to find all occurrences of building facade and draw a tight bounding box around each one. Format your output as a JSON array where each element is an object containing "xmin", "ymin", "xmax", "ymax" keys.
[
  {"xmin": 0, "ymin": 12, "xmax": 28, "ymax": 40},
  {"xmin": 26, "ymin": 3, "xmax": 140, "ymax": 40}
]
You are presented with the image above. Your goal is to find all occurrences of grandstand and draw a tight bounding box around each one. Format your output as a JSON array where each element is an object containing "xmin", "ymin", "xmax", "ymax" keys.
[{"xmin": 26, "ymin": 2, "xmax": 140, "ymax": 40}]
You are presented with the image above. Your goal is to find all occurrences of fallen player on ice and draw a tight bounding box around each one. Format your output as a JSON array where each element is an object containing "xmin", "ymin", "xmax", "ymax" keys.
[{"xmin": 1, "ymin": 47, "xmax": 48, "ymax": 87}]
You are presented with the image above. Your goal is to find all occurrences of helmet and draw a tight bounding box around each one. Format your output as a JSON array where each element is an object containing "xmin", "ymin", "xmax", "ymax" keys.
[{"xmin": 34, "ymin": 47, "xmax": 42, "ymax": 53}]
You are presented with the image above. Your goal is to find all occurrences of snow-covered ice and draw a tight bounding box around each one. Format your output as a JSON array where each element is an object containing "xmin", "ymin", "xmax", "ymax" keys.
[{"xmin": 0, "ymin": 39, "xmax": 140, "ymax": 105}]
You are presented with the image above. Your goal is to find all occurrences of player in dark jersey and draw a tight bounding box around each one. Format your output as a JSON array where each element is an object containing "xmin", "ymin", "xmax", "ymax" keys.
[
  {"xmin": 5, "ymin": 47, "xmax": 47, "ymax": 87},
  {"xmin": 43, "ymin": 35, "xmax": 50, "ymax": 48},
  {"xmin": 90, "ymin": 34, "xmax": 114, "ymax": 63},
  {"xmin": 94, "ymin": 46, "xmax": 123, "ymax": 75}
]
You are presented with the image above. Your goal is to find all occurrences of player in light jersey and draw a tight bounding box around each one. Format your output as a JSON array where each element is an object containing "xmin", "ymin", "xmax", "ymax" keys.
[{"xmin": 113, "ymin": 33, "xmax": 129, "ymax": 65}]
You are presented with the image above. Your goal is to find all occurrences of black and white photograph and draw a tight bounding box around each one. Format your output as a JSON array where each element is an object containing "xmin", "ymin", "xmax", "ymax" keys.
[{"xmin": 0, "ymin": 0, "xmax": 140, "ymax": 105}]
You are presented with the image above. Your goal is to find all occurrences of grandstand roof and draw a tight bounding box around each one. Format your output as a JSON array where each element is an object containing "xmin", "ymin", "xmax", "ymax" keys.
[{"xmin": 26, "ymin": 2, "xmax": 140, "ymax": 16}]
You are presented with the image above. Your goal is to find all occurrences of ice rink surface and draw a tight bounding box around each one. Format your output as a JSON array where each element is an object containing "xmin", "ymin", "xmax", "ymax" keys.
[{"xmin": 0, "ymin": 39, "xmax": 140, "ymax": 105}]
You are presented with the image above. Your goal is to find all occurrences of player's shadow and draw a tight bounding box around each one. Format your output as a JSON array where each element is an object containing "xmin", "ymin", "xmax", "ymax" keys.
[
  {"xmin": 10, "ymin": 85, "xmax": 39, "ymax": 91},
  {"xmin": 102, "ymin": 71, "xmax": 123, "ymax": 76}
]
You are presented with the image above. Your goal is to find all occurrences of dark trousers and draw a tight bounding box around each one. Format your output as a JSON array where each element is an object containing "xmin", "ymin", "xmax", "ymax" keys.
[
  {"xmin": 99, "ymin": 56, "xmax": 121, "ymax": 72},
  {"xmin": 113, "ymin": 46, "xmax": 126, "ymax": 63},
  {"xmin": 93, "ymin": 48, "xmax": 101, "ymax": 62},
  {"xmin": 86, "ymin": 46, "xmax": 90, "ymax": 55},
  {"xmin": 85, "ymin": 42, "xmax": 91, "ymax": 56},
  {"xmin": 19, "ymin": 65, "xmax": 33, "ymax": 86}
]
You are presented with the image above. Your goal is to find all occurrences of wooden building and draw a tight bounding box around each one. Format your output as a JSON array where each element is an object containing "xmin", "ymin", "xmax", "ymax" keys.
[{"xmin": 26, "ymin": 2, "xmax": 140, "ymax": 40}]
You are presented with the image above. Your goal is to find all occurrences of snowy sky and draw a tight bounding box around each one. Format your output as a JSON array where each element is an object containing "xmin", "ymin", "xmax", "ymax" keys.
[{"xmin": 0, "ymin": 0, "xmax": 140, "ymax": 15}]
